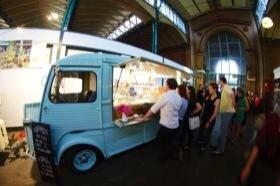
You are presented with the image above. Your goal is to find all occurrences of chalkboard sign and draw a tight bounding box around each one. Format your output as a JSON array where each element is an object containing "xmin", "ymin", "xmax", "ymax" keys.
[{"xmin": 31, "ymin": 122, "xmax": 57, "ymax": 182}]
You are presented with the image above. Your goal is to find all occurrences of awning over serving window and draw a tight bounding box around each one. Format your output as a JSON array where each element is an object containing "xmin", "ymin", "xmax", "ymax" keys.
[{"xmin": 117, "ymin": 57, "xmax": 193, "ymax": 75}]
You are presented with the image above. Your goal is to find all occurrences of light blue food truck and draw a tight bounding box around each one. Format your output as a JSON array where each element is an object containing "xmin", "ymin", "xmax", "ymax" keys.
[{"xmin": 23, "ymin": 53, "xmax": 192, "ymax": 173}]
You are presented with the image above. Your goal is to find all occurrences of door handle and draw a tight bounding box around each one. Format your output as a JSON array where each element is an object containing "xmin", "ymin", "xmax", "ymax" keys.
[
  {"xmin": 96, "ymin": 107, "xmax": 100, "ymax": 111},
  {"xmin": 43, "ymin": 106, "xmax": 48, "ymax": 113}
]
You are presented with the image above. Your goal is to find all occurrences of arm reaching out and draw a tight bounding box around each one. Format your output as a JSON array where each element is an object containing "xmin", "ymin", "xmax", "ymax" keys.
[{"xmin": 240, "ymin": 146, "xmax": 259, "ymax": 184}]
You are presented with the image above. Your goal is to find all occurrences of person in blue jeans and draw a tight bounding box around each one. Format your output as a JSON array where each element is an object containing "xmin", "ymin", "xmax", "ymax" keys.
[{"xmin": 211, "ymin": 77, "xmax": 235, "ymax": 155}]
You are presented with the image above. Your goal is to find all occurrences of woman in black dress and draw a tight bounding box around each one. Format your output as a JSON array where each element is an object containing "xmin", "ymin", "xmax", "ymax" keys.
[
  {"xmin": 199, "ymin": 82, "xmax": 220, "ymax": 151},
  {"xmin": 184, "ymin": 85, "xmax": 203, "ymax": 150}
]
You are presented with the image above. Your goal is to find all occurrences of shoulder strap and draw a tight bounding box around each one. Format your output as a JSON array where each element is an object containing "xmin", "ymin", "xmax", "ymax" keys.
[
  {"xmin": 212, "ymin": 96, "xmax": 219, "ymax": 103},
  {"xmin": 200, "ymin": 102, "xmax": 205, "ymax": 118}
]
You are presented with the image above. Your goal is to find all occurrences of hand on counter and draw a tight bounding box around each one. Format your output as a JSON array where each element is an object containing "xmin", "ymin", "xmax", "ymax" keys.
[
  {"xmin": 135, "ymin": 117, "xmax": 145, "ymax": 122},
  {"xmin": 134, "ymin": 110, "xmax": 154, "ymax": 123}
]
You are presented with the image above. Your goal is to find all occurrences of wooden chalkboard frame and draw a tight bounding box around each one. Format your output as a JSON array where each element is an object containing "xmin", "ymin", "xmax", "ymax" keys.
[{"xmin": 31, "ymin": 122, "xmax": 58, "ymax": 182}]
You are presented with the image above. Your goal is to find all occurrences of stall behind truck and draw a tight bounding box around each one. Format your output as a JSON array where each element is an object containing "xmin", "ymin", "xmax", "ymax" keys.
[
  {"xmin": 0, "ymin": 119, "xmax": 9, "ymax": 152},
  {"xmin": 24, "ymin": 53, "xmax": 191, "ymax": 173}
]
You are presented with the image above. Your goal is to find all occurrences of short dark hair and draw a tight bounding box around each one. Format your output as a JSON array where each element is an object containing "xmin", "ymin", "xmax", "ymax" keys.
[
  {"xmin": 197, "ymin": 89, "xmax": 204, "ymax": 100},
  {"xmin": 187, "ymin": 85, "xmax": 196, "ymax": 100},
  {"xmin": 166, "ymin": 78, "xmax": 178, "ymax": 89},
  {"xmin": 178, "ymin": 84, "xmax": 187, "ymax": 98},
  {"xmin": 237, "ymin": 88, "xmax": 244, "ymax": 97},
  {"xmin": 219, "ymin": 76, "xmax": 227, "ymax": 84},
  {"xmin": 209, "ymin": 82, "xmax": 218, "ymax": 91},
  {"xmin": 259, "ymin": 92, "xmax": 274, "ymax": 114}
]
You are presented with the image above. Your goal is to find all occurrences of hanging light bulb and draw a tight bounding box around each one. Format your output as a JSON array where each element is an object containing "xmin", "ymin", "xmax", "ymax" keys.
[
  {"xmin": 47, "ymin": 12, "xmax": 59, "ymax": 21},
  {"xmin": 262, "ymin": 16, "xmax": 273, "ymax": 29},
  {"xmin": 51, "ymin": 12, "xmax": 59, "ymax": 20}
]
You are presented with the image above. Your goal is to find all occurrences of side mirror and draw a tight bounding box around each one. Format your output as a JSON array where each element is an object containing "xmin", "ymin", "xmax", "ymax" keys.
[
  {"xmin": 120, "ymin": 65, "xmax": 126, "ymax": 69},
  {"xmin": 55, "ymin": 65, "xmax": 61, "ymax": 75}
]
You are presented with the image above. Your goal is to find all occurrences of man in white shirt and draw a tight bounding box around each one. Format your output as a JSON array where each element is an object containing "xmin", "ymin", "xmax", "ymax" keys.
[{"xmin": 138, "ymin": 78, "xmax": 182, "ymax": 162}]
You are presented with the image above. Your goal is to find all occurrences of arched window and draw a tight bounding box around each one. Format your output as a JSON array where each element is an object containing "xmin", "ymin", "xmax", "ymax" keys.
[{"xmin": 205, "ymin": 31, "xmax": 246, "ymax": 88}]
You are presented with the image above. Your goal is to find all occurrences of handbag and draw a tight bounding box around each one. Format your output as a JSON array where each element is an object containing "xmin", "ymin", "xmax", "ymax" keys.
[{"xmin": 189, "ymin": 116, "xmax": 200, "ymax": 130}]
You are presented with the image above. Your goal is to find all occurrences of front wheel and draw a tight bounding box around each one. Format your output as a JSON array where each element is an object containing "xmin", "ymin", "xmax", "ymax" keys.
[{"xmin": 65, "ymin": 146, "xmax": 99, "ymax": 173}]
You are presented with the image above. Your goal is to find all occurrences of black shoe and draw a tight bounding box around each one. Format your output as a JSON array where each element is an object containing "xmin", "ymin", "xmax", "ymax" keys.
[
  {"xmin": 198, "ymin": 140, "xmax": 203, "ymax": 144},
  {"xmin": 159, "ymin": 157, "xmax": 167, "ymax": 164},
  {"xmin": 179, "ymin": 150, "xmax": 184, "ymax": 161},
  {"xmin": 183, "ymin": 145, "xmax": 190, "ymax": 150},
  {"xmin": 200, "ymin": 146, "xmax": 205, "ymax": 151},
  {"xmin": 210, "ymin": 145, "xmax": 217, "ymax": 151}
]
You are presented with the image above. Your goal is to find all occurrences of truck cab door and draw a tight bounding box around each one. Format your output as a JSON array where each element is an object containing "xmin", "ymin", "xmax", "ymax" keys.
[{"xmin": 40, "ymin": 66, "xmax": 102, "ymax": 150}]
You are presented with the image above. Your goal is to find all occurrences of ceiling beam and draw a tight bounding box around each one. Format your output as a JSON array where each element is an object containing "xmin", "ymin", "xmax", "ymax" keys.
[
  {"xmin": 71, "ymin": 15, "xmax": 124, "ymax": 33},
  {"xmin": 0, "ymin": 5, "xmax": 15, "ymax": 27},
  {"xmin": 3, "ymin": 1, "xmax": 35, "ymax": 12},
  {"xmin": 105, "ymin": 13, "xmax": 132, "ymax": 37},
  {"xmin": 11, "ymin": 13, "xmax": 61, "ymax": 26},
  {"xmin": 23, "ymin": 19, "xmax": 60, "ymax": 28},
  {"xmin": 7, "ymin": 9, "xmax": 42, "ymax": 18},
  {"xmin": 192, "ymin": 0, "xmax": 201, "ymax": 13}
]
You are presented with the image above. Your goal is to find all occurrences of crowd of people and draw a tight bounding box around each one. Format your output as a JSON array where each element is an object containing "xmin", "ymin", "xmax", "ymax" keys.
[{"xmin": 137, "ymin": 77, "xmax": 280, "ymax": 186}]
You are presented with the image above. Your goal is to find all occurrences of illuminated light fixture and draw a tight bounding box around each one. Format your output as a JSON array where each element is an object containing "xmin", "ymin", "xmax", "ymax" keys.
[
  {"xmin": 47, "ymin": 15, "xmax": 52, "ymax": 21},
  {"xmin": 16, "ymin": 27, "xmax": 23, "ymax": 32},
  {"xmin": 51, "ymin": 12, "xmax": 59, "ymax": 20},
  {"xmin": 47, "ymin": 12, "xmax": 59, "ymax": 21},
  {"xmin": 262, "ymin": 16, "xmax": 273, "ymax": 29}
]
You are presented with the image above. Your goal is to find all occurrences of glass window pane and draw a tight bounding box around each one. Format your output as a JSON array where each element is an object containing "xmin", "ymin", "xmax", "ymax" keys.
[
  {"xmin": 206, "ymin": 31, "xmax": 246, "ymax": 87},
  {"xmin": 50, "ymin": 72, "xmax": 97, "ymax": 103},
  {"xmin": 124, "ymin": 21, "xmax": 130, "ymax": 29},
  {"xmin": 136, "ymin": 17, "xmax": 142, "ymax": 24},
  {"xmin": 107, "ymin": 15, "xmax": 142, "ymax": 39},
  {"xmin": 130, "ymin": 16, "xmax": 137, "ymax": 24},
  {"xmin": 143, "ymin": 0, "xmax": 187, "ymax": 33},
  {"xmin": 59, "ymin": 78, "xmax": 82, "ymax": 94}
]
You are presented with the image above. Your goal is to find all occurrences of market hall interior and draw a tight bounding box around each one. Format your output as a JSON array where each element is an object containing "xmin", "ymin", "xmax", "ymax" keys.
[{"xmin": 0, "ymin": 0, "xmax": 279, "ymax": 186}]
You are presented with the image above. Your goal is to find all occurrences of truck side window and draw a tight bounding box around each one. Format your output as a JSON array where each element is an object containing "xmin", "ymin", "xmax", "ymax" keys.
[{"xmin": 49, "ymin": 71, "xmax": 97, "ymax": 103}]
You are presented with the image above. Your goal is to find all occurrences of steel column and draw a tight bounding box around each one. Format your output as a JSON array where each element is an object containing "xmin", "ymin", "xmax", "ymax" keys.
[
  {"xmin": 56, "ymin": 0, "xmax": 79, "ymax": 60},
  {"xmin": 152, "ymin": 0, "xmax": 164, "ymax": 54}
]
